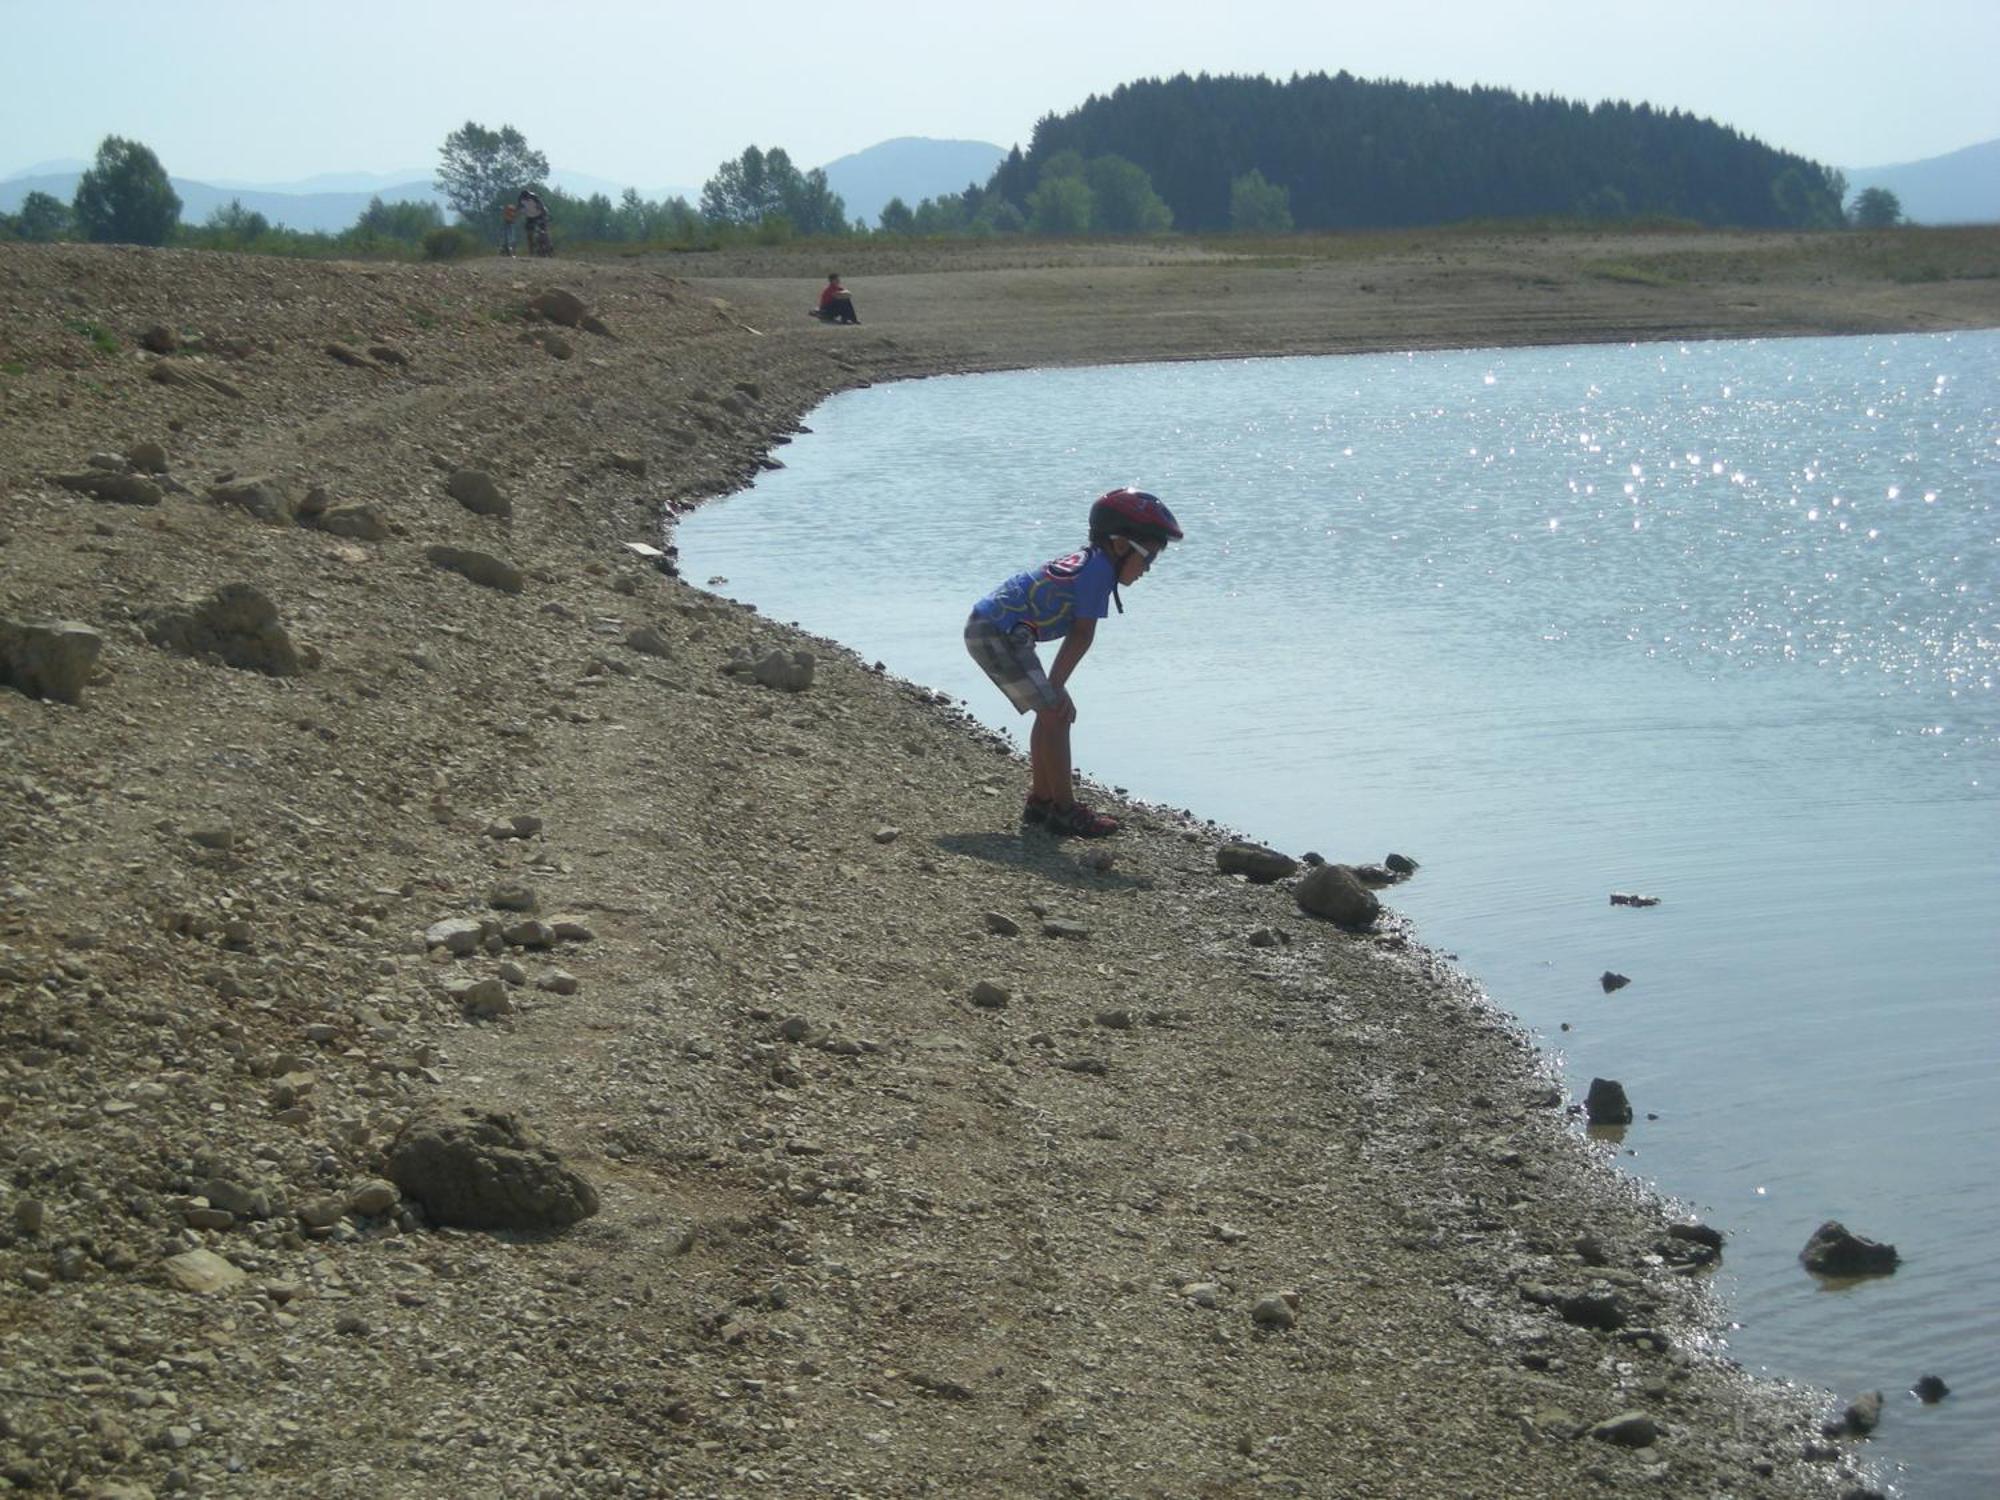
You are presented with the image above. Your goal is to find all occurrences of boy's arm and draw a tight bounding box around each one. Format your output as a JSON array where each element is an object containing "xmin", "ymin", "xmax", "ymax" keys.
[{"xmin": 1046, "ymin": 617, "xmax": 1096, "ymax": 709}]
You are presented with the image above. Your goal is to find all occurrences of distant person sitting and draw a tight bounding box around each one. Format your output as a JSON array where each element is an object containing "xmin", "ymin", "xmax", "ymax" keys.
[{"xmin": 817, "ymin": 273, "xmax": 860, "ymax": 325}]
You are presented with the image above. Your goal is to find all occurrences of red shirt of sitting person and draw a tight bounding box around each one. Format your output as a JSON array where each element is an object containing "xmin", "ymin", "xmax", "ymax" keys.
[{"xmin": 818, "ymin": 273, "xmax": 860, "ymax": 325}]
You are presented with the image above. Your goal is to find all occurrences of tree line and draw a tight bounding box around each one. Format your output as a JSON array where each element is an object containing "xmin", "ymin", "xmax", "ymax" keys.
[{"xmin": 6, "ymin": 91, "xmax": 1898, "ymax": 258}]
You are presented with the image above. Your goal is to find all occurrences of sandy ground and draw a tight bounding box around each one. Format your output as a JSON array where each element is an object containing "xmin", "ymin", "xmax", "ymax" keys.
[{"xmin": 2, "ymin": 228, "xmax": 1993, "ymax": 1498}]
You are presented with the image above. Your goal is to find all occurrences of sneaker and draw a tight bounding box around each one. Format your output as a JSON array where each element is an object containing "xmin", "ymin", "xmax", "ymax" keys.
[{"xmin": 1047, "ymin": 801, "xmax": 1119, "ymax": 838}]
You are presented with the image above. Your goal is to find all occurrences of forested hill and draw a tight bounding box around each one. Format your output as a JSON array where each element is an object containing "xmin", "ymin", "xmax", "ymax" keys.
[{"xmin": 991, "ymin": 73, "xmax": 1846, "ymax": 230}]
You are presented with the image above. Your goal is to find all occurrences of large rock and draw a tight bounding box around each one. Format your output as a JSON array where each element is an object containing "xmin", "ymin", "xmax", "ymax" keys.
[
  {"xmin": 1293, "ymin": 863, "xmax": 1380, "ymax": 928},
  {"xmin": 528, "ymin": 288, "xmax": 588, "ymax": 327},
  {"xmin": 207, "ymin": 475, "xmax": 299, "ymax": 524},
  {"xmin": 51, "ymin": 470, "xmax": 161, "ymax": 505},
  {"xmin": 446, "ymin": 469, "xmax": 511, "ymax": 518},
  {"xmin": 386, "ymin": 1109, "xmax": 599, "ymax": 1230},
  {"xmin": 1584, "ymin": 1077, "xmax": 1633, "ymax": 1125},
  {"xmin": 0, "ymin": 618, "xmax": 103, "ymax": 703},
  {"xmin": 1216, "ymin": 841, "xmax": 1299, "ymax": 883},
  {"xmin": 426, "ymin": 545, "xmax": 524, "ymax": 595},
  {"xmin": 143, "ymin": 584, "xmax": 304, "ymax": 676},
  {"xmin": 1800, "ymin": 1221, "xmax": 1900, "ymax": 1276},
  {"xmin": 753, "ymin": 648, "xmax": 815, "ymax": 692}
]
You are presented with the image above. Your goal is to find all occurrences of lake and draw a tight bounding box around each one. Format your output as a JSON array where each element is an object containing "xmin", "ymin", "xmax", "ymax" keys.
[{"xmin": 678, "ymin": 332, "xmax": 2000, "ymax": 1498}]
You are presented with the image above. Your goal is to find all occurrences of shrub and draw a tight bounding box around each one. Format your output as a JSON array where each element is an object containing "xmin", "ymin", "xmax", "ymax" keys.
[{"xmin": 422, "ymin": 226, "xmax": 477, "ymax": 261}]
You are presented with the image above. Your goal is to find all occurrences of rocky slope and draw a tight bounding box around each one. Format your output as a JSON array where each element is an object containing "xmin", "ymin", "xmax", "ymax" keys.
[{"xmin": 0, "ymin": 238, "xmax": 1949, "ymax": 1498}]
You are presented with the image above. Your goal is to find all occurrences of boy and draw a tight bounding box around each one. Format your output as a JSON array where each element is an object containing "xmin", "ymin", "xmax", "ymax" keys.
[{"xmin": 964, "ymin": 487, "xmax": 1183, "ymax": 837}]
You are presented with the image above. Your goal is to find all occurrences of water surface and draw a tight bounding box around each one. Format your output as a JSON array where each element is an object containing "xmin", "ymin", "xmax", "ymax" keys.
[{"xmin": 679, "ymin": 333, "xmax": 1999, "ymax": 1497}]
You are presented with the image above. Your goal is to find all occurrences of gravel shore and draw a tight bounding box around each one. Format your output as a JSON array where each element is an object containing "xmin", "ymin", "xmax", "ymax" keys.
[{"xmin": 5, "ymin": 231, "xmax": 1992, "ymax": 1497}]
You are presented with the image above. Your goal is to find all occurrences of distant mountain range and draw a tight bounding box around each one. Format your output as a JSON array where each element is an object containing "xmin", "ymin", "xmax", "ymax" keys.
[
  {"xmin": 1841, "ymin": 138, "xmax": 1999, "ymax": 225},
  {"xmin": 819, "ymin": 138, "xmax": 1008, "ymax": 227}
]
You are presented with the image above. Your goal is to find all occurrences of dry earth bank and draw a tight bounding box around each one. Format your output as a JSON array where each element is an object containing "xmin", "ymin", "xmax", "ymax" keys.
[{"xmin": 6, "ymin": 231, "xmax": 1991, "ymax": 1498}]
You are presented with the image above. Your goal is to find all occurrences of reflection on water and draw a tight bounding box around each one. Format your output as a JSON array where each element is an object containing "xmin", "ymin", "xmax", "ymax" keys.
[{"xmin": 680, "ymin": 333, "xmax": 2000, "ymax": 1498}]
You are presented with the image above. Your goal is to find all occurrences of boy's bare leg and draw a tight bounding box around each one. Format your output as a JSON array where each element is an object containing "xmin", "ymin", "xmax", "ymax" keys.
[{"xmin": 1029, "ymin": 706, "xmax": 1073, "ymax": 805}]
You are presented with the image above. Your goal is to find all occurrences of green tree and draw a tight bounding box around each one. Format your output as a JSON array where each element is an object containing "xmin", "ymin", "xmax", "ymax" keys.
[
  {"xmin": 72, "ymin": 135, "xmax": 181, "ymax": 245},
  {"xmin": 877, "ymin": 197, "xmax": 916, "ymax": 235},
  {"xmin": 1084, "ymin": 155, "xmax": 1172, "ymax": 233},
  {"xmin": 1850, "ymin": 186, "xmax": 1903, "ymax": 228},
  {"xmin": 1228, "ymin": 170, "xmax": 1292, "ymax": 232},
  {"xmin": 434, "ymin": 121, "xmax": 548, "ymax": 223},
  {"xmin": 354, "ymin": 195, "xmax": 444, "ymax": 243},
  {"xmin": 15, "ymin": 189, "xmax": 72, "ymax": 242},
  {"xmin": 1027, "ymin": 174, "xmax": 1093, "ymax": 234},
  {"xmin": 701, "ymin": 146, "xmax": 848, "ymax": 235},
  {"xmin": 206, "ymin": 198, "xmax": 271, "ymax": 245}
]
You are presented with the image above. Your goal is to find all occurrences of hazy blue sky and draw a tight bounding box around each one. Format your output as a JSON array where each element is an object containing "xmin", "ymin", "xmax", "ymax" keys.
[{"xmin": 6, "ymin": 0, "xmax": 1996, "ymax": 189}]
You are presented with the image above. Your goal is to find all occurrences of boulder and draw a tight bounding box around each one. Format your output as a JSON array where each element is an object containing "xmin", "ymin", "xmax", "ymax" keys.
[
  {"xmin": 1216, "ymin": 841, "xmax": 1299, "ymax": 883},
  {"xmin": 386, "ymin": 1109, "xmax": 599, "ymax": 1230},
  {"xmin": 138, "ymin": 323, "xmax": 178, "ymax": 354},
  {"xmin": 753, "ymin": 648, "xmax": 815, "ymax": 692},
  {"xmin": 1584, "ymin": 1077, "xmax": 1633, "ymax": 1125},
  {"xmin": 625, "ymin": 625, "xmax": 672, "ymax": 657},
  {"xmin": 143, "ymin": 584, "xmax": 304, "ymax": 676},
  {"xmin": 446, "ymin": 469, "xmax": 511, "ymax": 518},
  {"xmin": 1293, "ymin": 863, "xmax": 1380, "ymax": 928},
  {"xmin": 426, "ymin": 545, "xmax": 524, "ymax": 594},
  {"xmin": 207, "ymin": 475, "xmax": 299, "ymax": 524},
  {"xmin": 1800, "ymin": 1221, "xmax": 1900, "ymax": 1276},
  {"xmin": 1600, "ymin": 970, "xmax": 1632, "ymax": 993},
  {"xmin": 51, "ymin": 470, "xmax": 161, "ymax": 505},
  {"xmin": 527, "ymin": 288, "xmax": 588, "ymax": 327},
  {"xmin": 0, "ymin": 618, "xmax": 103, "ymax": 703}
]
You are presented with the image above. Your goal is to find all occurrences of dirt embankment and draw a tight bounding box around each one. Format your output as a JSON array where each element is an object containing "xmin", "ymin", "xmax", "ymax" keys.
[{"xmin": 6, "ymin": 232, "xmax": 1989, "ymax": 1498}]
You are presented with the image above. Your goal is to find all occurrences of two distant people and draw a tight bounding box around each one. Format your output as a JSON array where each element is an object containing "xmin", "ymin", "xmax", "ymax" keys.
[{"xmin": 816, "ymin": 273, "xmax": 860, "ymax": 325}]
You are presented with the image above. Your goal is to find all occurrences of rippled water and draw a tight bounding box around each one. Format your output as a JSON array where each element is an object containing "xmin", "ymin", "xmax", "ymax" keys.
[{"xmin": 679, "ymin": 333, "xmax": 2000, "ymax": 1497}]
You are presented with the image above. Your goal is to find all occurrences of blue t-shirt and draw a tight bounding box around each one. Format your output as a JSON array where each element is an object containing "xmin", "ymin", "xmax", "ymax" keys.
[{"xmin": 973, "ymin": 547, "xmax": 1115, "ymax": 642}]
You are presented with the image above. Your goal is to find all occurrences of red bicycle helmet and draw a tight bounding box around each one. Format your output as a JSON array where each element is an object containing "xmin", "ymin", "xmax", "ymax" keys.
[{"xmin": 1088, "ymin": 487, "xmax": 1183, "ymax": 549}]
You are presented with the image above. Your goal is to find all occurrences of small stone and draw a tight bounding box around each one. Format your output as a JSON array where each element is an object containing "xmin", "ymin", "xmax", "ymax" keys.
[
  {"xmin": 485, "ymin": 814, "xmax": 544, "ymax": 840},
  {"xmin": 188, "ymin": 823, "xmax": 235, "ymax": 850},
  {"xmin": 20, "ymin": 1267, "xmax": 53, "ymax": 1292},
  {"xmin": 778, "ymin": 1015, "xmax": 813, "ymax": 1042},
  {"xmin": 446, "ymin": 469, "xmax": 511, "ymax": 518},
  {"xmin": 1216, "ymin": 841, "xmax": 1298, "ymax": 883},
  {"xmin": 1912, "ymin": 1374, "xmax": 1949, "ymax": 1403},
  {"xmin": 1600, "ymin": 970, "xmax": 1632, "ymax": 993},
  {"xmin": 347, "ymin": 1180, "xmax": 400, "ymax": 1217},
  {"xmin": 502, "ymin": 918, "xmax": 557, "ymax": 949},
  {"xmin": 873, "ymin": 825, "xmax": 901, "ymax": 844},
  {"xmin": 1590, "ymin": 1412, "xmax": 1658, "ymax": 1447},
  {"xmin": 1247, "ymin": 927, "xmax": 1280, "ymax": 947},
  {"xmin": 14, "ymin": 1197, "xmax": 46, "ymax": 1235},
  {"xmin": 1836, "ymin": 1391, "xmax": 1883, "ymax": 1436},
  {"xmin": 1094, "ymin": 1008, "xmax": 1137, "ymax": 1030},
  {"xmin": 536, "ymin": 969, "xmax": 579, "ymax": 996},
  {"xmin": 1183, "ymin": 1282, "xmax": 1220, "ymax": 1308},
  {"xmin": 126, "ymin": 440, "xmax": 170, "ymax": 473},
  {"xmin": 296, "ymin": 1196, "xmax": 346, "ymax": 1229},
  {"xmin": 1384, "ymin": 852, "xmax": 1419, "ymax": 874},
  {"xmin": 1250, "ymin": 1294, "xmax": 1299, "ymax": 1329},
  {"xmin": 424, "ymin": 918, "xmax": 484, "ymax": 956},
  {"xmin": 982, "ymin": 911, "xmax": 1021, "ymax": 937},
  {"xmin": 163, "ymin": 1247, "xmax": 246, "ymax": 1294},
  {"xmin": 626, "ymin": 625, "xmax": 672, "ymax": 657},
  {"xmin": 452, "ymin": 978, "xmax": 513, "ymax": 1018},
  {"xmin": 969, "ymin": 980, "xmax": 1010, "ymax": 1010},
  {"xmin": 488, "ymin": 883, "xmax": 539, "ymax": 912},
  {"xmin": 1041, "ymin": 921, "xmax": 1088, "ymax": 941},
  {"xmin": 497, "ymin": 959, "xmax": 528, "ymax": 985},
  {"xmin": 549, "ymin": 917, "xmax": 594, "ymax": 941}
]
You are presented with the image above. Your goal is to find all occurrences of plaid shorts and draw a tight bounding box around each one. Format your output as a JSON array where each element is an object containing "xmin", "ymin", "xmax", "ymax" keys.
[{"xmin": 964, "ymin": 613, "xmax": 1063, "ymax": 715}]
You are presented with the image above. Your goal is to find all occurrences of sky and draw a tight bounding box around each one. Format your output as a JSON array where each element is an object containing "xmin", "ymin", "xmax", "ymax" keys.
[{"xmin": 5, "ymin": 0, "xmax": 1997, "ymax": 190}]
